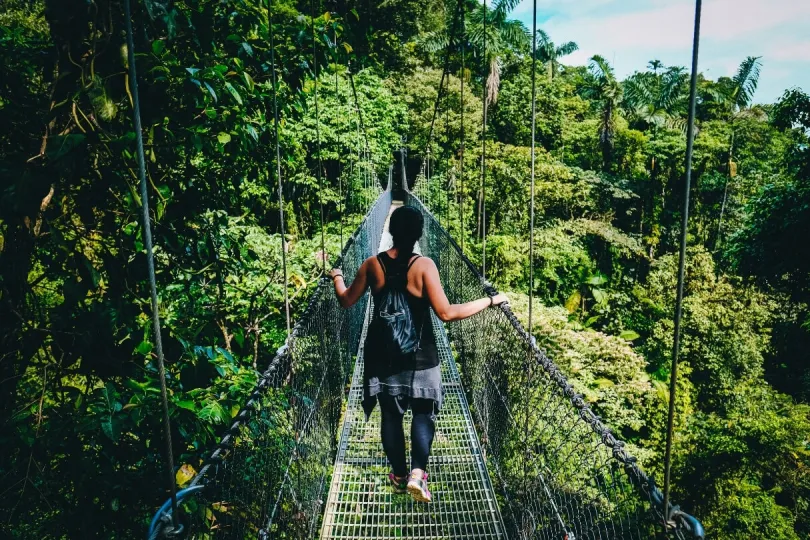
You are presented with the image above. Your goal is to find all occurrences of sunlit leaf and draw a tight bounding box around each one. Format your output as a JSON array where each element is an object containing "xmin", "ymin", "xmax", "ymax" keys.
[
  {"xmin": 176, "ymin": 464, "xmax": 197, "ymax": 487},
  {"xmin": 204, "ymin": 82, "xmax": 218, "ymax": 103},
  {"xmin": 592, "ymin": 288, "xmax": 608, "ymax": 304},
  {"xmin": 224, "ymin": 82, "xmax": 243, "ymax": 105},
  {"xmin": 136, "ymin": 341, "xmax": 153, "ymax": 355},
  {"xmin": 565, "ymin": 291, "xmax": 581, "ymax": 313}
]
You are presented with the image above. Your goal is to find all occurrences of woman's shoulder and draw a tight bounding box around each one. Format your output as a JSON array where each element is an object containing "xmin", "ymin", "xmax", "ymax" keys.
[
  {"xmin": 411, "ymin": 255, "xmax": 436, "ymax": 271},
  {"xmin": 361, "ymin": 254, "xmax": 381, "ymax": 270}
]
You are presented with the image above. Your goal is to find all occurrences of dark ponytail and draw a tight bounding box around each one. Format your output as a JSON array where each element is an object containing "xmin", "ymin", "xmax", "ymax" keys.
[{"xmin": 389, "ymin": 206, "xmax": 424, "ymax": 258}]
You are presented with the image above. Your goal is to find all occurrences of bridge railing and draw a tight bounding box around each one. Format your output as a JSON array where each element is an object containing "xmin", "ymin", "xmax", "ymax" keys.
[
  {"xmin": 149, "ymin": 186, "xmax": 392, "ymax": 539},
  {"xmin": 406, "ymin": 191, "xmax": 704, "ymax": 540}
]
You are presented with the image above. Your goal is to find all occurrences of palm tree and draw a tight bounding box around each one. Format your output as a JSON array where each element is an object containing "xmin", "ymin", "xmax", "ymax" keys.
[
  {"xmin": 420, "ymin": 0, "xmax": 528, "ymax": 105},
  {"xmin": 714, "ymin": 56, "xmax": 763, "ymax": 250},
  {"xmin": 465, "ymin": 0, "xmax": 530, "ymax": 105},
  {"xmin": 584, "ymin": 55, "xmax": 623, "ymax": 172},
  {"xmin": 623, "ymin": 62, "xmax": 689, "ymax": 255},
  {"xmin": 624, "ymin": 65, "xmax": 688, "ymax": 131},
  {"xmin": 535, "ymin": 29, "xmax": 578, "ymax": 81}
]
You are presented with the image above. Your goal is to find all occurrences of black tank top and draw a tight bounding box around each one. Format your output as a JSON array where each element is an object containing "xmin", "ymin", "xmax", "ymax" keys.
[{"xmin": 372, "ymin": 252, "xmax": 440, "ymax": 372}]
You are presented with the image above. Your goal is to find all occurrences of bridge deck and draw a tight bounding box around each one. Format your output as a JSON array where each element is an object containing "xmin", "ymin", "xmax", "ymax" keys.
[{"xmin": 319, "ymin": 203, "xmax": 505, "ymax": 539}]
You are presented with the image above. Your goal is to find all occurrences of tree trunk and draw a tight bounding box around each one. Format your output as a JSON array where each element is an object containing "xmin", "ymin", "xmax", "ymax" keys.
[
  {"xmin": 0, "ymin": 0, "xmax": 94, "ymax": 424},
  {"xmin": 601, "ymin": 108, "xmax": 613, "ymax": 173},
  {"xmin": 715, "ymin": 130, "xmax": 736, "ymax": 251},
  {"xmin": 0, "ymin": 217, "xmax": 45, "ymax": 426}
]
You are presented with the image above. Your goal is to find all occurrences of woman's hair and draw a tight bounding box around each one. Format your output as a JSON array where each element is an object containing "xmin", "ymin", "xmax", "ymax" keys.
[{"xmin": 389, "ymin": 205, "xmax": 424, "ymax": 256}]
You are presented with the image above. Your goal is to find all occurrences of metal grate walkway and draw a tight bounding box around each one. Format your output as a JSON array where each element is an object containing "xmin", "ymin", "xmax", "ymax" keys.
[{"xmin": 320, "ymin": 204, "xmax": 505, "ymax": 539}]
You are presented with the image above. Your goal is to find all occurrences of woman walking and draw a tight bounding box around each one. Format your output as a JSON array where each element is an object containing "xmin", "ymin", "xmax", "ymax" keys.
[{"xmin": 329, "ymin": 206, "xmax": 507, "ymax": 503}]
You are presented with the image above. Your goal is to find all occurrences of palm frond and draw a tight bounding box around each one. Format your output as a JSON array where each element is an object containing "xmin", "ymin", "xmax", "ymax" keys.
[
  {"xmin": 624, "ymin": 75, "xmax": 656, "ymax": 110},
  {"xmin": 659, "ymin": 68, "xmax": 688, "ymax": 111},
  {"xmin": 556, "ymin": 41, "xmax": 578, "ymax": 57},
  {"xmin": 536, "ymin": 28, "xmax": 551, "ymax": 48},
  {"xmin": 733, "ymin": 55, "xmax": 762, "ymax": 109},
  {"xmin": 589, "ymin": 55, "xmax": 614, "ymax": 81},
  {"xmin": 493, "ymin": 0, "xmax": 522, "ymax": 18},
  {"xmin": 500, "ymin": 19, "xmax": 530, "ymax": 50},
  {"xmin": 465, "ymin": 11, "xmax": 486, "ymax": 51},
  {"xmin": 703, "ymin": 86, "xmax": 729, "ymax": 105},
  {"xmin": 419, "ymin": 29, "xmax": 449, "ymax": 53},
  {"xmin": 664, "ymin": 115, "xmax": 688, "ymax": 134}
]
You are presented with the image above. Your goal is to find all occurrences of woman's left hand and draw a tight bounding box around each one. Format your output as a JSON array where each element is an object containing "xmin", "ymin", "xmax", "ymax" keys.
[{"xmin": 328, "ymin": 268, "xmax": 343, "ymax": 280}]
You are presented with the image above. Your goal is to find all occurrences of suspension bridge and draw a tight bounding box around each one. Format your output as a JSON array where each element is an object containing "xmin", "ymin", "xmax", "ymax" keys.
[
  {"xmin": 147, "ymin": 172, "xmax": 703, "ymax": 540},
  {"xmin": 125, "ymin": 0, "xmax": 710, "ymax": 536}
]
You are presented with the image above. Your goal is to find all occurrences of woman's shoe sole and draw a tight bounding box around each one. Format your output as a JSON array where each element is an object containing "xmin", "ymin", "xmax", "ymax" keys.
[{"xmin": 407, "ymin": 483, "xmax": 431, "ymax": 503}]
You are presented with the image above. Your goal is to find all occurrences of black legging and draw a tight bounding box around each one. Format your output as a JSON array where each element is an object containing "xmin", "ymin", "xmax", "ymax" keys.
[{"xmin": 378, "ymin": 394, "xmax": 436, "ymax": 477}]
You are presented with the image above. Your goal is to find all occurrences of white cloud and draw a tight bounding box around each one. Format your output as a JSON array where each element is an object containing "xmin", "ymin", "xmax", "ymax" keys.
[
  {"xmin": 702, "ymin": 0, "xmax": 810, "ymax": 41},
  {"xmin": 512, "ymin": 0, "xmax": 810, "ymax": 101},
  {"xmin": 513, "ymin": 0, "xmax": 615, "ymax": 18},
  {"xmin": 767, "ymin": 40, "xmax": 810, "ymax": 63}
]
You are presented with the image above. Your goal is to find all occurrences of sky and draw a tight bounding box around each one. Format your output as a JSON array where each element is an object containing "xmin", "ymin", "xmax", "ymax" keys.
[{"xmin": 511, "ymin": 0, "xmax": 810, "ymax": 104}]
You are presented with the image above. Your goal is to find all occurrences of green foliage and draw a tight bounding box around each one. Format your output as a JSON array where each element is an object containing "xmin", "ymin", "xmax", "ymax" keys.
[
  {"xmin": 0, "ymin": 0, "xmax": 400, "ymax": 536},
  {"xmin": 508, "ymin": 294, "xmax": 659, "ymax": 462},
  {"xmin": 674, "ymin": 385, "xmax": 810, "ymax": 539},
  {"xmin": 490, "ymin": 59, "xmax": 563, "ymax": 150},
  {"xmin": 2, "ymin": 0, "xmax": 810, "ymax": 537},
  {"xmin": 642, "ymin": 248, "xmax": 772, "ymax": 408}
]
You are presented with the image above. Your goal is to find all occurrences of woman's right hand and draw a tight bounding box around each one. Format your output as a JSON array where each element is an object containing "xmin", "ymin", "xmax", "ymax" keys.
[{"xmin": 490, "ymin": 293, "xmax": 508, "ymax": 306}]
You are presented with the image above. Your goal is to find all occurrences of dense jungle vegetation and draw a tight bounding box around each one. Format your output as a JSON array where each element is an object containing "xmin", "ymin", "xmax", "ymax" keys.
[{"xmin": 1, "ymin": 0, "xmax": 809, "ymax": 538}]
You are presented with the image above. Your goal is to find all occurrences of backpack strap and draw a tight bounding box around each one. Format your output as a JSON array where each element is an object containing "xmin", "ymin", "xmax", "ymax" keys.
[
  {"xmin": 376, "ymin": 253, "xmax": 387, "ymax": 275},
  {"xmin": 406, "ymin": 254, "xmax": 422, "ymax": 271},
  {"xmin": 377, "ymin": 253, "xmax": 420, "ymax": 276}
]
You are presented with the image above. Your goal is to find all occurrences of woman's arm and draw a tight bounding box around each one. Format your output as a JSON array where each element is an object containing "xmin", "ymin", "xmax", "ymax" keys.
[
  {"xmin": 421, "ymin": 258, "xmax": 507, "ymax": 322},
  {"xmin": 329, "ymin": 258, "xmax": 372, "ymax": 308}
]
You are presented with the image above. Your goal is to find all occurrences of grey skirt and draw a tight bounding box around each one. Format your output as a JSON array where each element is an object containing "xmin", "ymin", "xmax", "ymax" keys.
[{"xmin": 367, "ymin": 365, "xmax": 443, "ymax": 414}]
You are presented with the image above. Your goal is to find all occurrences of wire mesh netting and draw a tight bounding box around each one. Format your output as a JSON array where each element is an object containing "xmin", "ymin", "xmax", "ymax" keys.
[
  {"xmin": 406, "ymin": 190, "xmax": 703, "ymax": 540},
  {"xmin": 149, "ymin": 188, "xmax": 392, "ymax": 539}
]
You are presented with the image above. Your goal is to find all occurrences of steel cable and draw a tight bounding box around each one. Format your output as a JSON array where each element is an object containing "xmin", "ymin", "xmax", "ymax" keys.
[
  {"xmin": 662, "ymin": 0, "xmax": 703, "ymax": 532},
  {"xmin": 268, "ymin": 0, "xmax": 292, "ymax": 336},
  {"xmin": 123, "ymin": 0, "xmax": 179, "ymax": 532},
  {"xmin": 480, "ymin": 0, "xmax": 488, "ymax": 278},
  {"xmin": 311, "ymin": 0, "xmax": 326, "ymax": 273}
]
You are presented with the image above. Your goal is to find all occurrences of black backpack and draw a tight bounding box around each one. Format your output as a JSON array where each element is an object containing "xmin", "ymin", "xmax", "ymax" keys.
[{"xmin": 366, "ymin": 254, "xmax": 423, "ymax": 359}]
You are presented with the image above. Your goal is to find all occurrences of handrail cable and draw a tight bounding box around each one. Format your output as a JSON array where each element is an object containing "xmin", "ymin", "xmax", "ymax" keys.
[
  {"xmin": 663, "ymin": 0, "xmax": 703, "ymax": 532},
  {"xmin": 123, "ymin": 0, "xmax": 179, "ymax": 532},
  {"xmin": 268, "ymin": 0, "xmax": 292, "ymax": 336}
]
